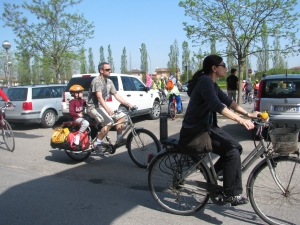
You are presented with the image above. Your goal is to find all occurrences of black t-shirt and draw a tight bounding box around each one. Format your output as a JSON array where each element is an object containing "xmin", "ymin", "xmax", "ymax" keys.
[{"xmin": 226, "ymin": 74, "xmax": 238, "ymax": 90}]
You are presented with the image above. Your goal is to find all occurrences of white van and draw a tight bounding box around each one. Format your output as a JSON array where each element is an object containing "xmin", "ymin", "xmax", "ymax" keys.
[{"xmin": 62, "ymin": 73, "xmax": 161, "ymax": 120}]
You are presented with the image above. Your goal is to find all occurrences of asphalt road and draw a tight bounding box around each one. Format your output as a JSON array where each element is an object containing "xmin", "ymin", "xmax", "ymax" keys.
[{"xmin": 0, "ymin": 93, "xmax": 290, "ymax": 225}]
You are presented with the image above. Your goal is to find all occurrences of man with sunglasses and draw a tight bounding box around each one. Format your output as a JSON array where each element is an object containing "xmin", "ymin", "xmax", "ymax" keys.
[{"xmin": 86, "ymin": 62, "xmax": 134, "ymax": 156}]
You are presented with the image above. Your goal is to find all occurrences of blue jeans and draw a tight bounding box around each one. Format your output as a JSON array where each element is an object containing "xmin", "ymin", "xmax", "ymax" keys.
[{"xmin": 168, "ymin": 94, "xmax": 182, "ymax": 111}]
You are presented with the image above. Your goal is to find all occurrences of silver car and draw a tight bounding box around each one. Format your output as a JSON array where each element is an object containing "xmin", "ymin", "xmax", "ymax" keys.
[
  {"xmin": 254, "ymin": 74, "xmax": 300, "ymax": 128},
  {"xmin": 3, "ymin": 84, "xmax": 66, "ymax": 128}
]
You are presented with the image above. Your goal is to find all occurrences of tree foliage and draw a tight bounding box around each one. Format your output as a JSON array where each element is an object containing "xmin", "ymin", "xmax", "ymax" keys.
[
  {"xmin": 120, "ymin": 47, "xmax": 128, "ymax": 74},
  {"xmin": 168, "ymin": 39, "xmax": 179, "ymax": 75},
  {"xmin": 99, "ymin": 46, "xmax": 105, "ymax": 64},
  {"xmin": 179, "ymin": 0, "xmax": 300, "ymax": 104},
  {"xmin": 107, "ymin": 45, "xmax": 115, "ymax": 73},
  {"xmin": 140, "ymin": 43, "xmax": 148, "ymax": 79},
  {"xmin": 88, "ymin": 47, "xmax": 96, "ymax": 73},
  {"xmin": 2, "ymin": 0, "xmax": 94, "ymax": 82},
  {"xmin": 79, "ymin": 47, "xmax": 87, "ymax": 74}
]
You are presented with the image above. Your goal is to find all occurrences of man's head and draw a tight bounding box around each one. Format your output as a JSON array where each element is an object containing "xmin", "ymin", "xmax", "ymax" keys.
[
  {"xmin": 170, "ymin": 72, "xmax": 174, "ymax": 77},
  {"xmin": 231, "ymin": 68, "xmax": 237, "ymax": 74},
  {"xmin": 98, "ymin": 62, "xmax": 111, "ymax": 77}
]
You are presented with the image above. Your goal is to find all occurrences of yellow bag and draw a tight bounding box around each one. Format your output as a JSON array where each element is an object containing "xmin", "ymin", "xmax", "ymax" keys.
[{"xmin": 51, "ymin": 127, "xmax": 70, "ymax": 144}]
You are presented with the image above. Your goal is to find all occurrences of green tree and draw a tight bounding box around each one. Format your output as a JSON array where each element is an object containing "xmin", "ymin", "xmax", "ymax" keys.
[
  {"xmin": 107, "ymin": 45, "xmax": 115, "ymax": 73},
  {"xmin": 182, "ymin": 41, "xmax": 191, "ymax": 82},
  {"xmin": 167, "ymin": 39, "xmax": 179, "ymax": 75},
  {"xmin": 139, "ymin": 43, "xmax": 148, "ymax": 82},
  {"xmin": 2, "ymin": 0, "xmax": 94, "ymax": 83},
  {"xmin": 120, "ymin": 47, "xmax": 128, "ymax": 74},
  {"xmin": 79, "ymin": 47, "xmax": 87, "ymax": 74},
  {"xmin": 179, "ymin": 0, "xmax": 300, "ymax": 104},
  {"xmin": 272, "ymin": 29, "xmax": 286, "ymax": 71},
  {"xmin": 16, "ymin": 49, "xmax": 31, "ymax": 85},
  {"xmin": 226, "ymin": 43, "xmax": 237, "ymax": 71},
  {"xmin": 88, "ymin": 47, "xmax": 96, "ymax": 73},
  {"xmin": 31, "ymin": 55, "xmax": 41, "ymax": 84},
  {"xmin": 99, "ymin": 46, "xmax": 105, "ymax": 64}
]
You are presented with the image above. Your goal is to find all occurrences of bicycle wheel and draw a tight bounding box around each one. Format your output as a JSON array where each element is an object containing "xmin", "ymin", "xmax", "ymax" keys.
[
  {"xmin": 127, "ymin": 128, "xmax": 161, "ymax": 168},
  {"xmin": 248, "ymin": 95, "xmax": 253, "ymax": 104},
  {"xmin": 2, "ymin": 120, "xmax": 15, "ymax": 152},
  {"xmin": 65, "ymin": 150, "xmax": 91, "ymax": 161},
  {"xmin": 148, "ymin": 151, "xmax": 210, "ymax": 215},
  {"xmin": 247, "ymin": 156, "xmax": 300, "ymax": 225},
  {"xmin": 169, "ymin": 102, "xmax": 176, "ymax": 120}
]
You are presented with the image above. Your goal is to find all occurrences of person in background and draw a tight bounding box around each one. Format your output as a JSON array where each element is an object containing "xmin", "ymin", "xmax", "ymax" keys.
[
  {"xmin": 253, "ymin": 80, "xmax": 259, "ymax": 96},
  {"xmin": 86, "ymin": 62, "xmax": 134, "ymax": 156},
  {"xmin": 166, "ymin": 72, "xmax": 183, "ymax": 114},
  {"xmin": 244, "ymin": 78, "xmax": 253, "ymax": 103},
  {"xmin": 159, "ymin": 76, "xmax": 167, "ymax": 98},
  {"xmin": 69, "ymin": 84, "xmax": 89, "ymax": 146},
  {"xmin": 145, "ymin": 73, "xmax": 153, "ymax": 88},
  {"xmin": 179, "ymin": 54, "xmax": 260, "ymax": 206},
  {"xmin": 226, "ymin": 68, "xmax": 238, "ymax": 102}
]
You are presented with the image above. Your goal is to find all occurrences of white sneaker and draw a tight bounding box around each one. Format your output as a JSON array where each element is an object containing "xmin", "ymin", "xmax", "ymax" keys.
[
  {"xmin": 93, "ymin": 142, "xmax": 104, "ymax": 156},
  {"xmin": 74, "ymin": 135, "xmax": 80, "ymax": 145}
]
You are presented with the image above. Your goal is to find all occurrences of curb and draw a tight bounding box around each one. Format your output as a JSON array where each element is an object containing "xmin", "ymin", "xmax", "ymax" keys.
[{"xmin": 164, "ymin": 113, "xmax": 249, "ymax": 120}]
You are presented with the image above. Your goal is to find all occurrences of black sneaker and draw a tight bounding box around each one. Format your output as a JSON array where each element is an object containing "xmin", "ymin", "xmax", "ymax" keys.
[{"xmin": 223, "ymin": 194, "xmax": 249, "ymax": 206}]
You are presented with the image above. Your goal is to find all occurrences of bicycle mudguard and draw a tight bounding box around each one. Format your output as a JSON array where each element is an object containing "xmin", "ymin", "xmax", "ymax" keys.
[{"xmin": 146, "ymin": 149, "xmax": 169, "ymax": 170}]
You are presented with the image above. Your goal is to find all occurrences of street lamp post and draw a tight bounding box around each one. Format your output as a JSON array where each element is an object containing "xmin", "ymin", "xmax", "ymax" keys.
[
  {"xmin": 139, "ymin": 47, "xmax": 151, "ymax": 74},
  {"xmin": 7, "ymin": 61, "xmax": 12, "ymax": 86},
  {"xmin": 2, "ymin": 40, "xmax": 11, "ymax": 87}
]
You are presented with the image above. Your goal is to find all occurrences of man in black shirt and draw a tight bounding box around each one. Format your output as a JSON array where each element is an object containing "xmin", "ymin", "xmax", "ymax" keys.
[{"xmin": 226, "ymin": 68, "xmax": 238, "ymax": 102}]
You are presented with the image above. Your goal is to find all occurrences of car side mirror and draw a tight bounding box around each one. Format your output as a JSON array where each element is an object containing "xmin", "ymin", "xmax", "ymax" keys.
[{"xmin": 145, "ymin": 86, "xmax": 150, "ymax": 92}]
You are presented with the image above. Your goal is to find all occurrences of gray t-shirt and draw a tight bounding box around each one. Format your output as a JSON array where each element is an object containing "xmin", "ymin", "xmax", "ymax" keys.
[{"xmin": 86, "ymin": 76, "xmax": 117, "ymax": 109}]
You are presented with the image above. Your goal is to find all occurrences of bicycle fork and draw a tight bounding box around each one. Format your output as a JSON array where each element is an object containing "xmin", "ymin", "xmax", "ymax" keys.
[{"xmin": 266, "ymin": 155, "xmax": 300, "ymax": 196}]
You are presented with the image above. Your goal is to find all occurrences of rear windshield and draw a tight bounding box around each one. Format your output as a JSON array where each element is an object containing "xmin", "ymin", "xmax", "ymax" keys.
[
  {"xmin": 262, "ymin": 79, "xmax": 300, "ymax": 98},
  {"xmin": 66, "ymin": 76, "xmax": 118, "ymax": 91},
  {"xmin": 6, "ymin": 88, "xmax": 28, "ymax": 101}
]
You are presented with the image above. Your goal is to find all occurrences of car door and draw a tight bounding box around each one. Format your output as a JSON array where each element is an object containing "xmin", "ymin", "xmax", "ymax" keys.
[
  {"xmin": 129, "ymin": 76, "xmax": 153, "ymax": 110},
  {"xmin": 119, "ymin": 76, "xmax": 143, "ymax": 109}
]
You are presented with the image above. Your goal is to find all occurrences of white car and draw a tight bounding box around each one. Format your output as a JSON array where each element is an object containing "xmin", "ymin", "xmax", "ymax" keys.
[{"xmin": 62, "ymin": 73, "xmax": 161, "ymax": 120}]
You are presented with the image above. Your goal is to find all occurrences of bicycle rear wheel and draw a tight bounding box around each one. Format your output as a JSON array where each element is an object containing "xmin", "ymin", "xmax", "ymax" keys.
[
  {"xmin": 127, "ymin": 128, "xmax": 161, "ymax": 168},
  {"xmin": 2, "ymin": 120, "xmax": 15, "ymax": 152},
  {"xmin": 247, "ymin": 155, "xmax": 300, "ymax": 225},
  {"xmin": 248, "ymin": 95, "xmax": 253, "ymax": 104},
  {"xmin": 169, "ymin": 102, "xmax": 176, "ymax": 120},
  {"xmin": 148, "ymin": 151, "xmax": 210, "ymax": 215}
]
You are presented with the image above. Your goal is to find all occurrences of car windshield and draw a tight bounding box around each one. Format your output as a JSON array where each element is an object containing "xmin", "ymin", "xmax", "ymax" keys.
[
  {"xmin": 5, "ymin": 88, "xmax": 28, "ymax": 101},
  {"xmin": 262, "ymin": 79, "xmax": 300, "ymax": 98}
]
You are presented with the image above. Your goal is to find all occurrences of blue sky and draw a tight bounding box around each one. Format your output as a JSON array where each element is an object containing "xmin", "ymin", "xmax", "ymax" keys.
[{"xmin": 0, "ymin": 0, "xmax": 299, "ymax": 74}]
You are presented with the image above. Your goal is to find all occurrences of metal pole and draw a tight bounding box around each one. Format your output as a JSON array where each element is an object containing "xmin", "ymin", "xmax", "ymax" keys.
[{"xmin": 5, "ymin": 49, "xmax": 9, "ymax": 87}]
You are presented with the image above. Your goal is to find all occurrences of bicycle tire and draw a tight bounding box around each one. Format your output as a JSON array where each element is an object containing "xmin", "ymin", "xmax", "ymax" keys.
[
  {"xmin": 169, "ymin": 102, "xmax": 176, "ymax": 120},
  {"xmin": 248, "ymin": 95, "xmax": 253, "ymax": 104},
  {"xmin": 65, "ymin": 150, "xmax": 91, "ymax": 161},
  {"xmin": 247, "ymin": 155, "xmax": 300, "ymax": 225},
  {"xmin": 127, "ymin": 128, "xmax": 161, "ymax": 168},
  {"xmin": 148, "ymin": 151, "xmax": 210, "ymax": 215},
  {"xmin": 2, "ymin": 120, "xmax": 15, "ymax": 152}
]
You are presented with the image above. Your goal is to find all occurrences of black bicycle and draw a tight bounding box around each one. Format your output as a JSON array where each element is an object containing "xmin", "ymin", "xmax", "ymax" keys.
[
  {"xmin": 0, "ymin": 102, "xmax": 15, "ymax": 152},
  {"xmin": 148, "ymin": 115, "xmax": 300, "ymax": 224}
]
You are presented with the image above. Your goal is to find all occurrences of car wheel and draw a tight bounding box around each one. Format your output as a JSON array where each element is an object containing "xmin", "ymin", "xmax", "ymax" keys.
[
  {"xmin": 148, "ymin": 100, "xmax": 161, "ymax": 120},
  {"xmin": 41, "ymin": 109, "xmax": 57, "ymax": 128}
]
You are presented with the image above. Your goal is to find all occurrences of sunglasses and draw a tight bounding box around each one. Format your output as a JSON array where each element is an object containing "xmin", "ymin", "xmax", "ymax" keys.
[
  {"xmin": 103, "ymin": 68, "xmax": 111, "ymax": 71},
  {"xmin": 217, "ymin": 63, "xmax": 226, "ymax": 68}
]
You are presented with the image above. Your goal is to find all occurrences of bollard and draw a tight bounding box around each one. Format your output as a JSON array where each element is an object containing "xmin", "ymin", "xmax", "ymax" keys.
[{"xmin": 160, "ymin": 115, "xmax": 168, "ymax": 141}]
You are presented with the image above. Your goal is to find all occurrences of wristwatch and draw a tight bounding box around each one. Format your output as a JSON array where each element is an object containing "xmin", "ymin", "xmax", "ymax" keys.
[{"xmin": 245, "ymin": 112, "xmax": 249, "ymax": 117}]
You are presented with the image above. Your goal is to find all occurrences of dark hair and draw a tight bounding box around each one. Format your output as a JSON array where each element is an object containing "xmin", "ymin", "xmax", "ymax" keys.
[
  {"xmin": 98, "ymin": 62, "xmax": 109, "ymax": 72},
  {"xmin": 187, "ymin": 55, "xmax": 223, "ymax": 95},
  {"xmin": 231, "ymin": 68, "xmax": 237, "ymax": 73}
]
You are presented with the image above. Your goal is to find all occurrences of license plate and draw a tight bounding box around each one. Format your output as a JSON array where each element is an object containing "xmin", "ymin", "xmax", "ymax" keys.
[{"xmin": 274, "ymin": 106, "xmax": 299, "ymax": 112}]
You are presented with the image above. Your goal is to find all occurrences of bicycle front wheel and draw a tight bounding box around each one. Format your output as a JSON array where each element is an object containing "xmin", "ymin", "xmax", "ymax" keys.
[
  {"xmin": 148, "ymin": 151, "xmax": 210, "ymax": 215},
  {"xmin": 169, "ymin": 102, "xmax": 176, "ymax": 120},
  {"xmin": 247, "ymin": 155, "xmax": 300, "ymax": 225},
  {"xmin": 127, "ymin": 128, "xmax": 161, "ymax": 168},
  {"xmin": 2, "ymin": 120, "xmax": 15, "ymax": 152}
]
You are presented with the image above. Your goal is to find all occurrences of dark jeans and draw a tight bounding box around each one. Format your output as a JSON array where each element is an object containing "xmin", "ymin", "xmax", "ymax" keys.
[{"xmin": 210, "ymin": 126, "xmax": 243, "ymax": 196}]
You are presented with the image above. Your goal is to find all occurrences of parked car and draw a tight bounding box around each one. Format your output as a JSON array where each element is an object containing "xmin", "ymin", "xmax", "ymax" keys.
[
  {"xmin": 3, "ymin": 84, "xmax": 66, "ymax": 128},
  {"xmin": 254, "ymin": 74, "xmax": 300, "ymax": 128},
  {"xmin": 62, "ymin": 73, "xmax": 161, "ymax": 120}
]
